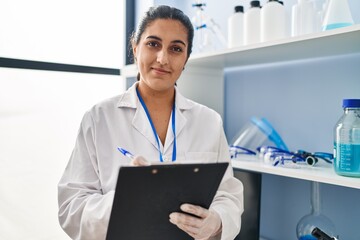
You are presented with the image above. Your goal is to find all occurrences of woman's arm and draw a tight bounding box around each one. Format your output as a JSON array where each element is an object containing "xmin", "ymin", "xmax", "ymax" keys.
[{"xmin": 58, "ymin": 112, "xmax": 114, "ymax": 240}]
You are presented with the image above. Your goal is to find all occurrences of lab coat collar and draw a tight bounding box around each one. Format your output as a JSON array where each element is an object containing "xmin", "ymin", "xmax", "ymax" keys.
[
  {"xmin": 116, "ymin": 82, "xmax": 195, "ymax": 110},
  {"xmin": 117, "ymin": 82, "xmax": 194, "ymax": 155}
]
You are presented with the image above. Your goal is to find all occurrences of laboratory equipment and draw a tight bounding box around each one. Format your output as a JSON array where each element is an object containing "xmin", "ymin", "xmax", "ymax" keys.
[
  {"xmin": 322, "ymin": 0, "xmax": 354, "ymax": 30},
  {"xmin": 230, "ymin": 117, "xmax": 288, "ymax": 159},
  {"xmin": 258, "ymin": 146, "xmax": 333, "ymax": 167},
  {"xmin": 292, "ymin": 0, "xmax": 317, "ymax": 36},
  {"xmin": 312, "ymin": 227, "xmax": 338, "ymax": 240},
  {"xmin": 191, "ymin": 2, "xmax": 227, "ymax": 52},
  {"xmin": 296, "ymin": 181, "xmax": 337, "ymax": 240},
  {"xmin": 244, "ymin": 1, "xmax": 261, "ymax": 45},
  {"xmin": 228, "ymin": 6, "xmax": 244, "ymax": 48},
  {"xmin": 334, "ymin": 99, "xmax": 360, "ymax": 177},
  {"xmin": 261, "ymin": 0, "xmax": 288, "ymax": 42}
]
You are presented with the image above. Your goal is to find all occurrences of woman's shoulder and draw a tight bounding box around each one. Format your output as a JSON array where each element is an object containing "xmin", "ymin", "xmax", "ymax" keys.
[
  {"xmin": 90, "ymin": 94, "xmax": 122, "ymax": 113},
  {"xmin": 181, "ymin": 97, "xmax": 223, "ymax": 124}
]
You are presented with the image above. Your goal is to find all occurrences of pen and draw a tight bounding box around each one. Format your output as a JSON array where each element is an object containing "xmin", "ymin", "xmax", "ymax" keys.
[{"xmin": 117, "ymin": 147, "xmax": 135, "ymax": 160}]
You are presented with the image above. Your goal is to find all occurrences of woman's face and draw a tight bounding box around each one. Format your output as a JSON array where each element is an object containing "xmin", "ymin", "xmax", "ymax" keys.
[{"xmin": 133, "ymin": 19, "xmax": 189, "ymax": 93}]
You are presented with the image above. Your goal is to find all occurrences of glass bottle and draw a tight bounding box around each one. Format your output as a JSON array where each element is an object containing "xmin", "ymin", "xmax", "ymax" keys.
[
  {"xmin": 191, "ymin": 2, "xmax": 213, "ymax": 52},
  {"xmin": 296, "ymin": 181, "xmax": 336, "ymax": 240},
  {"xmin": 334, "ymin": 99, "xmax": 360, "ymax": 177},
  {"xmin": 322, "ymin": 0, "xmax": 354, "ymax": 30}
]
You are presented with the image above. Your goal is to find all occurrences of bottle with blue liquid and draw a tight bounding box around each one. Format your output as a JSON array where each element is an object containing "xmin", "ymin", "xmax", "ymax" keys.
[
  {"xmin": 334, "ymin": 99, "xmax": 360, "ymax": 177},
  {"xmin": 296, "ymin": 182, "xmax": 337, "ymax": 240},
  {"xmin": 322, "ymin": 0, "xmax": 354, "ymax": 30}
]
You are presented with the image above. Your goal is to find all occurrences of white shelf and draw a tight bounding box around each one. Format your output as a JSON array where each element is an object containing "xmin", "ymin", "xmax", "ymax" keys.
[
  {"xmin": 187, "ymin": 24, "xmax": 360, "ymax": 69},
  {"xmin": 123, "ymin": 25, "xmax": 360, "ymax": 75},
  {"xmin": 232, "ymin": 159, "xmax": 360, "ymax": 190}
]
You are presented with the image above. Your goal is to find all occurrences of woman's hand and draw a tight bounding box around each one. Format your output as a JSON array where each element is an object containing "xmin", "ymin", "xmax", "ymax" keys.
[
  {"xmin": 130, "ymin": 156, "xmax": 151, "ymax": 166},
  {"xmin": 169, "ymin": 204, "xmax": 222, "ymax": 240}
]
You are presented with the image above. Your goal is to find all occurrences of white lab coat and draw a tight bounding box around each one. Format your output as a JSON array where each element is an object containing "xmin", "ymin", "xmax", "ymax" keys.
[{"xmin": 58, "ymin": 82, "xmax": 244, "ymax": 240}]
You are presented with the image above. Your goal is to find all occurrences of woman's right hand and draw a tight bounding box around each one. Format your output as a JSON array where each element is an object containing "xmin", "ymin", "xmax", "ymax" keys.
[{"xmin": 130, "ymin": 156, "xmax": 151, "ymax": 166}]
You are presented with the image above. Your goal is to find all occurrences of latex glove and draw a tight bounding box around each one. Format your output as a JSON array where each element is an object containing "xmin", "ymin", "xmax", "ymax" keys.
[
  {"xmin": 169, "ymin": 203, "xmax": 222, "ymax": 240},
  {"xmin": 130, "ymin": 156, "xmax": 151, "ymax": 166}
]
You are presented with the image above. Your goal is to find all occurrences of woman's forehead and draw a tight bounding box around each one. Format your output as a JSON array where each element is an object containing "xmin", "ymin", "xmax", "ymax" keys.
[{"xmin": 142, "ymin": 19, "xmax": 188, "ymax": 43}]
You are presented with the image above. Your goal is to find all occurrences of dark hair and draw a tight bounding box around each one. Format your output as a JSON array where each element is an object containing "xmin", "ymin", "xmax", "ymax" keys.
[{"xmin": 130, "ymin": 5, "xmax": 194, "ymax": 61}]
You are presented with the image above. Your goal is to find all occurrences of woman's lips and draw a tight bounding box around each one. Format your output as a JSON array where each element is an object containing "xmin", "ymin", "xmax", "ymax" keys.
[{"xmin": 152, "ymin": 67, "xmax": 171, "ymax": 74}]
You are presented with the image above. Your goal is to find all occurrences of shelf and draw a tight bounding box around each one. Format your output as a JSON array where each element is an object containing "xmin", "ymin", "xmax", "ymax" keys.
[
  {"xmin": 187, "ymin": 24, "xmax": 360, "ymax": 69},
  {"xmin": 123, "ymin": 25, "xmax": 360, "ymax": 190},
  {"xmin": 122, "ymin": 25, "xmax": 360, "ymax": 76},
  {"xmin": 232, "ymin": 158, "xmax": 360, "ymax": 190}
]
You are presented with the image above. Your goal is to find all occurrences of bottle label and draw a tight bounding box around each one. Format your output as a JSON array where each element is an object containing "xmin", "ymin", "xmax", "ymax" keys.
[{"xmin": 334, "ymin": 142, "xmax": 360, "ymax": 174}]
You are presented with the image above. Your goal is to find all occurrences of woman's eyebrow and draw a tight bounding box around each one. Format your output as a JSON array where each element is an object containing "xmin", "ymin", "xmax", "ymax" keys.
[{"xmin": 146, "ymin": 35, "xmax": 186, "ymax": 46}]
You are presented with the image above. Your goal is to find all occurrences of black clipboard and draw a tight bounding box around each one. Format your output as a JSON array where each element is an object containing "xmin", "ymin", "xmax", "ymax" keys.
[{"xmin": 106, "ymin": 162, "xmax": 228, "ymax": 240}]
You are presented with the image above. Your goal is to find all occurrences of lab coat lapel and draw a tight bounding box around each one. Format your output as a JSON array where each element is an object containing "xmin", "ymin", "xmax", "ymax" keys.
[
  {"xmin": 132, "ymin": 100, "xmax": 160, "ymax": 152},
  {"xmin": 163, "ymin": 88, "xmax": 193, "ymax": 153},
  {"xmin": 118, "ymin": 82, "xmax": 159, "ymax": 151},
  {"xmin": 163, "ymin": 106, "xmax": 187, "ymax": 153}
]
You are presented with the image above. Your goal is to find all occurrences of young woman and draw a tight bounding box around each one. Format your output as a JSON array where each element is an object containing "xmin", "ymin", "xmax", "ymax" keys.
[{"xmin": 58, "ymin": 5, "xmax": 243, "ymax": 240}]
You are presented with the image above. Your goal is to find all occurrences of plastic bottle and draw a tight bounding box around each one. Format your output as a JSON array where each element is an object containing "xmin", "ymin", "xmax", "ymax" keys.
[
  {"xmin": 323, "ymin": 0, "xmax": 354, "ymax": 31},
  {"xmin": 244, "ymin": 1, "xmax": 261, "ymax": 45},
  {"xmin": 228, "ymin": 6, "xmax": 244, "ymax": 48},
  {"xmin": 291, "ymin": 0, "xmax": 316, "ymax": 37},
  {"xmin": 334, "ymin": 99, "xmax": 360, "ymax": 177},
  {"xmin": 260, "ymin": 0, "xmax": 288, "ymax": 42}
]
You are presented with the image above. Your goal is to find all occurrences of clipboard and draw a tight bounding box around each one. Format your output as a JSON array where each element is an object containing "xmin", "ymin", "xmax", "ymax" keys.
[{"xmin": 106, "ymin": 162, "xmax": 229, "ymax": 240}]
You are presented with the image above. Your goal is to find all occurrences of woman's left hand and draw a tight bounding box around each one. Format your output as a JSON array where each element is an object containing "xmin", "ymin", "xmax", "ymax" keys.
[{"xmin": 169, "ymin": 203, "xmax": 222, "ymax": 240}]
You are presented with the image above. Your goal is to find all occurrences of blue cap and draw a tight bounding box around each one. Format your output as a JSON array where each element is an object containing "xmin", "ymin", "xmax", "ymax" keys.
[{"xmin": 343, "ymin": 99, "xmax": 360, "ymax": 108}]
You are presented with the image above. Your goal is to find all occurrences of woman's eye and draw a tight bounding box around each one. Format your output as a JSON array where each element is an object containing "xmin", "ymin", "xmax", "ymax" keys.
[
  {"xmin": 147, "ymin": 41, "xmax": 159, "ymax": 47},
  {"xmin": 171, "ymin": 46, "xmax": 183, "ymax": 52}
]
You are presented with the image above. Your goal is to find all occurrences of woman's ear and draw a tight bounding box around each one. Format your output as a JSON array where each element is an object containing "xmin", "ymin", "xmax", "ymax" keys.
[{"xmin": 132, "ymin": 42, "xmax": 137, "ymax": 62}]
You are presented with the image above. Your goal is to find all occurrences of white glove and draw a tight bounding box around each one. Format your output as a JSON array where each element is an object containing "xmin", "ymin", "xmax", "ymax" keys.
[
  {"xmin": 169, "ymin": 203, "xmax": 222, "ymax": 240},
  {"xmin": 130, "ymin": 156, "xmax": 151, "ymax": 166}
]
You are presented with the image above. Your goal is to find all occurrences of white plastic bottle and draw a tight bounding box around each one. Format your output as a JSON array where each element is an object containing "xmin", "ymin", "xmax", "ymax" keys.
[
  {"xmin": 228, "ymin": 6, "xmax": 244, "ymax": 48},
  {"xmin": 291, "ymin": 0, "xmax": 316, "ymax": 36},
  {"xmin": 260, "ymin": 0, "xmax": 288, "ymax": 42},
  {"xmin": 244, "ymin": 1, "xmax": 261, "ymax": 45}
]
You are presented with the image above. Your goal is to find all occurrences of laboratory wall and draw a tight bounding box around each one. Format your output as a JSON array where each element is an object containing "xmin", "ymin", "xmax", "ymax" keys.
[{"xmin": 225, "ymin": 53, "xmax": 360, "ymax": 239}]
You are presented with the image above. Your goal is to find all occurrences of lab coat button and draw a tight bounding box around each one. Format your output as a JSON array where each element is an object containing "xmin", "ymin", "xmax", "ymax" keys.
[{"xmin": 163, "ymin": 156, "xmax": 169, "ymax": 162}]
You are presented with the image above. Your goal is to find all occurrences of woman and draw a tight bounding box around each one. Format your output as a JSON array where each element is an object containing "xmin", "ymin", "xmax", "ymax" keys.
[{"xmin": 58, "ymin": 5, "xmax": 243, "ymax": 240}]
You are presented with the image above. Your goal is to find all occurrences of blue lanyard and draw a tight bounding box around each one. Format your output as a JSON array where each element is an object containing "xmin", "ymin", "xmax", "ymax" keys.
[{"xmin": 136, "ymin": 87, "xmax": 176, "ymax": 162}]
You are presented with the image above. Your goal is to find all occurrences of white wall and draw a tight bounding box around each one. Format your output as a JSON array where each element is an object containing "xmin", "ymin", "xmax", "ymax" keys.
[{"xmin": 0, "ymin": 68, "xmax": 124, "ymax": 239}]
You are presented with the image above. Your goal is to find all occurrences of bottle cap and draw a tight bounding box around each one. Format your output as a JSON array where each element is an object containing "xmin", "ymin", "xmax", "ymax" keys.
[
  {"xmin": 250, "ymin": 1, "xmax": 261, "ymax": 8},
  {"xmin": 343, "ymin": 99, "xmax": 360, "ymax": 108},
  {"xmin": 234, "ymin": 6, "xmax": 244, "ymax": 13}
]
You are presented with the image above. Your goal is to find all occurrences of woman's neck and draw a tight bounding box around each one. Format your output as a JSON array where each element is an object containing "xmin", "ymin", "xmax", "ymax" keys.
[
  {"xmin": 137, "ymin": 82, "xmax": 175, "ymax": 109},
  {"xmin": 137, "ymin": 81, "xmax": 175, "ymax": 145}
]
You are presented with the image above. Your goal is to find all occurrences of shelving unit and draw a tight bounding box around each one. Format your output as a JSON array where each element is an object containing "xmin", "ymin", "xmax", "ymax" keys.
[
  {"xmin": 124, "ymin": 25, "xmax": 360, "ymax": 191},
  {"xmin": 232, "ymin": 158, "xmax": 360, "ymax": 189},
  {"xmin": 123, "ymin": 25, "xmax": 360, "ymax": 77},
  {"xmin": 184, "ymin": 25, "xmax": 360, "ymax": 191},
  {"xmin": 187, "ymin": 24, "xmax": 360, "ymax": 69}
]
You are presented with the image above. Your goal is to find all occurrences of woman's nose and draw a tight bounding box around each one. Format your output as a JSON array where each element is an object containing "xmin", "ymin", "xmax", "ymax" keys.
[{"xmin": 157, "ymin": 50, "xmax": 169, "ymax": 65}]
